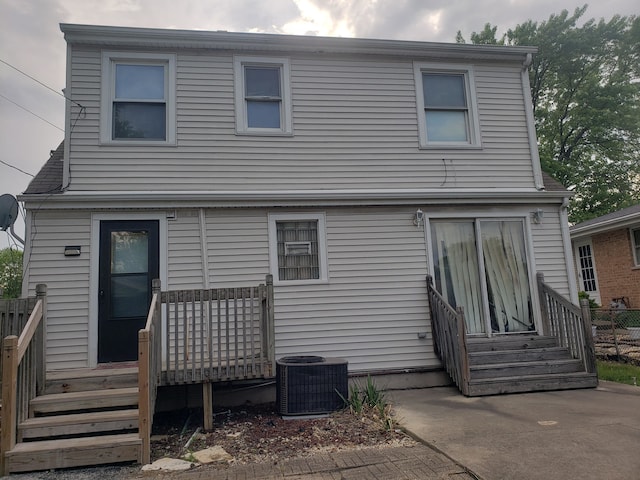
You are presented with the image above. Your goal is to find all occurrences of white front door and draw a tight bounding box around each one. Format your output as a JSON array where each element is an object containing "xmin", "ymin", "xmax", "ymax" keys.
[{"xmin": 574, "ymin": 239, "xmax": 601, "ymax": 306}]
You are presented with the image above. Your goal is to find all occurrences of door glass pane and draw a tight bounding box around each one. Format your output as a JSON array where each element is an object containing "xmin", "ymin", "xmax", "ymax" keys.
[
  {"xmin": 115, "ymin": 64, "xmax": 165, "ymax": 99},
  {"xmin": 426, "ymin": 111, "xmax": 468, "ymax": 142},
  {"xmin": 111, "ymin": 231, "xmax": 149, "ymax": 274},
  {"xmin": 481, "ymin": 221, "xmax": 533, "ymax": 333},
  {"xmin": 113, "ymin": 102, "xmax": 166, "ymax": 140},
  {"xmin": 247, "ymin": 101, "xmax": 281, "ymax": 128},
  {"xmin": 111, "ymin": 274, "xmax": 148, "ymax": 318},
  {"xmin": 431, "ymin": 221, "xmax": 485, "ymax": 333}
]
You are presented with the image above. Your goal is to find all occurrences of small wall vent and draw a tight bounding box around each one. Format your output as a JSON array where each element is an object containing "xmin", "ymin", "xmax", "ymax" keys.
[{"xmin": 276, "ymin": 356, "xmax": 348, "ymax": 416}]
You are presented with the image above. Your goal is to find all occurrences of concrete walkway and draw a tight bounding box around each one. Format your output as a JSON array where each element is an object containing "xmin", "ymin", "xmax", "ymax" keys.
[{"xmin": 391, "ymin": 381, "xmax": 640, "ymax": 480}]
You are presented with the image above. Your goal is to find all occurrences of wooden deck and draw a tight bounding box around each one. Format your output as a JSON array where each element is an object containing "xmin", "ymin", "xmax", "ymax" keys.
[
  {"xmin": 427, "ymin": 273, "xmax": 598, "ymax": 396},
  {"xmin": 1, "ymin": 277, "xmax": 276, "ymax": 475}
]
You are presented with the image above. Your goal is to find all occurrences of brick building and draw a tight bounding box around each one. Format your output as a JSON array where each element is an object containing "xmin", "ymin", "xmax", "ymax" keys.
[{"xmin": 570, "ymin": 204, "xmax": 640, "ymax": 308}]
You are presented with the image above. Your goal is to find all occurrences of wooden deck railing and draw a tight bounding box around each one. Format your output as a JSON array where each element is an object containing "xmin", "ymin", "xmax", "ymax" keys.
[
  {"xmin": 426, "ymin": 275, "xmax": 470, "ymax": 395},
  {"xmin": 0, "ymin": 295, "xmax": 38, "ymax": 385},
  {"xmin": 160, "ymin": 275, "xmax": 275, "ymax": 385},
  {"xmin": 138, "ymin": 279, "xmax": 162, "ymax": 465},
  {"xmin": 537, "ymin": 272, "xmax": 596, "ymax": 374},
  {"xmin": 1, "ymin": 285, "xmax": 47, "ymax": 475}
]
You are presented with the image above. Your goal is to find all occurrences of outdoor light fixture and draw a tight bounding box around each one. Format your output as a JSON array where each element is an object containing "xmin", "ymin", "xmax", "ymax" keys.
[
  {"xmin": 64, "ymin": 246, "xmax": 81, "ymax": 257},
  {"xmin": 414, "ymin": 209, "xmax": 424, "ymax": 227},
  {"xmin": 531, "ymin": 209, "xmax": 544, "ymax": 224}
]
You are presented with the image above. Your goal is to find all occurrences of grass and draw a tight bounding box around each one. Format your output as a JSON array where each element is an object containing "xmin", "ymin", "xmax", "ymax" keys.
[
  {"xmin": 597, "ymin": 360, "xmax": 640, "ymax": 386},
  {"xmin": 339, "ymin": 375, "xmax": 394, "ymax": 431}
]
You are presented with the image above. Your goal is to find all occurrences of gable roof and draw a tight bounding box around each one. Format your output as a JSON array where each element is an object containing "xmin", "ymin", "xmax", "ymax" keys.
[
  {"xmin": 541, "ymin": 172, "xmax": 567, "ymax": 192},
  {"xmin": 570, "ymin": 203, "xmax": 640, "ymax": 239},
  {"xmin": 23, "ymin": 141, "xmax": 64, "ymax": 195}
]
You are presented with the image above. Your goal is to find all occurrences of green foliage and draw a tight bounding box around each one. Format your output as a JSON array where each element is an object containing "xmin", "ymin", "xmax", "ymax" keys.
[
  {"xmin": 0, "ymin": 247, "xmax": 23, "ymax": 299},
  {"xmin": 459, "ymin": 7, "xmax": 640, "ymax": 223},
  {"xmin": 339, "ymin": 376, "xmax": 394, "ymax": 431},
  {"xmin": 596, "ymin": 360, "xmax": 640, "ymax": 386},
  {"xmin": 578, "ymin": 291, "xmax": 600, "ymax": 309}
]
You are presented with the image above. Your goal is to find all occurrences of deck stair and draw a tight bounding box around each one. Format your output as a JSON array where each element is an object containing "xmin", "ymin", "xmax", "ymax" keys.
[
  {"xmin": 466, "ymin": 335, "xmax": 598, "ymax": 396},
  {"xmin": 3, "ymin": 368, "xmax": 142, "ymax": 473}
]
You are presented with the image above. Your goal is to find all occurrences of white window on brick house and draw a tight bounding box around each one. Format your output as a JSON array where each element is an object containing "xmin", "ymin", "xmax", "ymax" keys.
[
  {"xmin": 631, "ymin": 227, "xmax": 640, "ymax": 266},
  {"xmin": 268, "ymin": 213, "xmax": 328, "ymax": 284}
]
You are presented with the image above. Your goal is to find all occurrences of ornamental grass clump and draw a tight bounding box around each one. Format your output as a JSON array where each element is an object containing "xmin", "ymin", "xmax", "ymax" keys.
[{"xmin": 339, "ymin": 376, "xmax": 394, "ymax": 431}]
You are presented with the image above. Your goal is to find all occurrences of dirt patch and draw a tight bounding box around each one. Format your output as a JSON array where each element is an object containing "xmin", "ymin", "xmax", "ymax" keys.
[{"xmin": 151, "ymin": 403, "xmax": 414, "ymax": 466}]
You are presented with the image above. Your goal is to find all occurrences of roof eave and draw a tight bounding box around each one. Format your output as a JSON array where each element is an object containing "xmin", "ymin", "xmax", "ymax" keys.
[{"xmin": 59, "ymin": 23, "xmax": 536, "ymax": 61}]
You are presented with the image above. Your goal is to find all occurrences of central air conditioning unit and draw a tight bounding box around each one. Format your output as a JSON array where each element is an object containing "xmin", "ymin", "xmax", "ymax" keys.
[{"xmin": 276, "ymin": 356, "xmax": 348, "ymax": 416}]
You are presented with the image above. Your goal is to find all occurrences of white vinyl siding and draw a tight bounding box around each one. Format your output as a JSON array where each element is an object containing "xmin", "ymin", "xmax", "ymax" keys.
[
  {"xmin": 25, "ymin": 211, "xmax": 92, "ymax": 371},
  {"xmin": 530, "ymin": 208, "xmax": 570, "ymax": 296},
  {"xmin": 67, "ymin": 47, "xmax": 536, "ymax": 191}
]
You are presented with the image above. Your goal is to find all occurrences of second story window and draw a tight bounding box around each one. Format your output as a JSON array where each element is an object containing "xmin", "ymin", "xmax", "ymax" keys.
[
  {"xmin": 414, "ymin": 63, "xmax": 480, "ymax": 148},
  {"xmin": 101, "ymin": 52, "xmax": 176, "ymax": 144},
  {"xmin": 234, "ymin": 56, "xmax": 292, "ymax": 135}
]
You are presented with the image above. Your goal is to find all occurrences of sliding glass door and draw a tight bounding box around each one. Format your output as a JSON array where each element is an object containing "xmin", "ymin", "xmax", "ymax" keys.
[{"xmin": 430, "ymin": 219, "xmax": 534, "ymax": 335}]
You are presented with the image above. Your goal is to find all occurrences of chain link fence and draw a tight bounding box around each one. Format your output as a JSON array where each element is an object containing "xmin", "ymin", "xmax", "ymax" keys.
[{"xmin": 592, "ymin": 308, "xmax": 640, "ymax": 365}]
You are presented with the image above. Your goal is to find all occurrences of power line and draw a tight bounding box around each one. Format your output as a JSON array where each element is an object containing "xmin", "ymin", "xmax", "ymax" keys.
[
  {"xmin": 0, "ymin": 58, "xmax": 84, "ymax": 109},
  {"xmin": 0, "ymin": 93, "xmax": 64, "ymax": 132},
  {"xmin": 0, "ymin": 159, "xmax": 35, "ymax": 177}
]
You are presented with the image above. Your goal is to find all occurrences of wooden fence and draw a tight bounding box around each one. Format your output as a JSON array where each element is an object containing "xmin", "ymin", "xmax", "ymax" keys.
[
  {"xmin": 0, "ymin": 296, "xmax": 38, "ymax": 385},
  {"xmin": 0, "ymin": 285, "xmax": 47, "ymax": 475},
  {"xmin": 537, "ymin": 273, "xmax": 597, "ymax": 373},
  {"xmin": 426, "ymin": 275, "xmax": 470, "ymax": 395}
]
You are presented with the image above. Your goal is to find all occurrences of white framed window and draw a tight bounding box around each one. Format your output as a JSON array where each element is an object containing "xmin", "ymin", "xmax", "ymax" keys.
[
  {"xmin": 631, "ymin": 227, "xmax": 640, "ymax": 267},
  {"xmin": 414, "ymin": 63, "xmax": 480, "ymax": 148},
  {"xmin": 268, "ymin": 213, "xmax": 328, "ymax": 284},
  {"xmin": 100, "ymin": 52, "xmax": 176, "ymax": 144},
  {"xmin": 234, "ymin": 56, "xmax": 292, "ymax": 135}
]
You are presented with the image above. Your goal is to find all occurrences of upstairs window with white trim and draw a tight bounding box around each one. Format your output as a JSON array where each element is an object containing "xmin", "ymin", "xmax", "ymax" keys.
[
  {"xmin": 101, "ymin": 52, "xmax": 176, "ymax": 144},
  {"xmin": 632, "ymin": 227, "xmax": 640, "ymax": 267},
  {"xmin": 414, "ymin": 63, "xmax": 480, "ymax": 148},
  {"xmin": 234, "ymin": 56, "xmax": 292, "ymax": 135},
  {"xmin": 269, "ymin": 213, "xmax": 328, "ymax": 284}
]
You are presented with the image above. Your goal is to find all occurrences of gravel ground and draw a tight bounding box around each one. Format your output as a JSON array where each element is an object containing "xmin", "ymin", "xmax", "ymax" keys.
[{"xmin": 5, "ymin": 403, "xmax": 412, "ymax": 479}]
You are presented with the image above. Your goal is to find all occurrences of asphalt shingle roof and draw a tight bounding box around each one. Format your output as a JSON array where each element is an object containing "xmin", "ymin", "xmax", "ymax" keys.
[
  {"xmin": 23, "ymin": 141, "xmax": 64, "ymax": 195},
  {"xmin": 570, "ymin": 203, "xmax": 640, "ymax": 232}
]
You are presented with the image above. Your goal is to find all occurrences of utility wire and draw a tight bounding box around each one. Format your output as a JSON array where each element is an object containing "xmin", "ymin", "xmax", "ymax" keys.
[
  {"xmin": 0, "ymin": 58, "xmax": 84, "ymax": 109},
  {"xmin": 0, "ymin": 159, "xmax": 35, "ymax": 177},
  {"xmin": 0, "ymin": 93, "xmax": 64, "ymax": 132}
]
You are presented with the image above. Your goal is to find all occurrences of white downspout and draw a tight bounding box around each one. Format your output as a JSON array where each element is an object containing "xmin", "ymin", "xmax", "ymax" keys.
[
  {"xmin": 522, "ymin": 53, "xmax": 545, "ymax": 191},
  {"xmin": 199, "ymin": 208, "xmax": 210, "ymax": 289},
  {"xmin": 560, "ymin": 197, "xmax": 579, "ymax": 303}
]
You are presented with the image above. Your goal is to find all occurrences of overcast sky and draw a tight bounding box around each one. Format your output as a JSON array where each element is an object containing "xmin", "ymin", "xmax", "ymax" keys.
[{"xmin": 1, "ymin": 0, "xmax": 638, "ymax": 249}]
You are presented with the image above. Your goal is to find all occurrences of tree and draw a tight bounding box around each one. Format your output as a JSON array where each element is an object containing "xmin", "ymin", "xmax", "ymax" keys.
[
  {"xmin": 0, "ymin": 247, "xmax": 23, "ymax": 298},
  {"xmin": 458, "ymin": 6, "xmax": 640, "ymax": 223}
]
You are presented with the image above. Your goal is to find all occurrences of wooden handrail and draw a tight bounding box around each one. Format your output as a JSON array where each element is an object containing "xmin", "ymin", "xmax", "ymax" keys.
[
  {"xmin": 426, "ymin": 275, "xmax": 470, "ymax": 395},
  {"xmin": 0, "ymin": 284, "xmax": 47, "ymax": 475}
]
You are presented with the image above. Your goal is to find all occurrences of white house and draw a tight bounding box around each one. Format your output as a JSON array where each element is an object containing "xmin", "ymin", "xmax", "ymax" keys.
[{"xmin": 3, "ymin": 24, "xmax": 596, "ymax": 473}]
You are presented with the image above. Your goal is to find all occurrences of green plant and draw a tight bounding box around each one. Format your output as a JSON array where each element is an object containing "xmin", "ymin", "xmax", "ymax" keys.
[
  {"xmin": 597, "ymin": 361, "xmax": 640, "ymax": 386},
  {"xmin": 579, "ymin": 291, "xmax": 599, "ymax": 309},
  {"xmin": 339, "ymin": 376, "xmax": 394, "ymax": 430}
]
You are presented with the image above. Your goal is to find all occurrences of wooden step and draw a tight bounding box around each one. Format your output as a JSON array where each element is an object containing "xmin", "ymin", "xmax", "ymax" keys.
[
  {"xmin": 467, "ymin": 372, "xmax": 598, "ymax": 396},
  {"xmin": 470, "ymin": 359, "xmax": 584, "ymax": 379},
  {"xmin": 30, "ymin": 387, "xmax": 138, "ymax": 415},
  {"xmin": 467, "ymin": 335, "xmax": 558, "ymax": 353},
  {"xmin": 468, "ymin": 347, "xmax": 571, "ymax": 365},
  {"xmin": 4, "ymin": 433, "xmax": 142, "ymax": 473},
  {"xmin": 19, "ymin": 409, "xmax": 139, "ymax": 440},
  {"xmin": 45, "ymin": 367, "xmax": 138, "ymax": 394}
]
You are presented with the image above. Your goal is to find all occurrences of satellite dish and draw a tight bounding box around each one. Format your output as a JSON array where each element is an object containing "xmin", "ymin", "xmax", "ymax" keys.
[{"xmin": 0, "ymin": 194, "xmax": 19, "ymax": 231}]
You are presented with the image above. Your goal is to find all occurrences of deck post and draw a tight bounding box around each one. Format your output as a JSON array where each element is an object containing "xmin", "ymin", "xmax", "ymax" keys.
[
  {"xmin": 265, "ymin": 274, "xmax": 275, "ymax": 375},
  {"xmin": 34, "ymin": 284, "xmax": 47, "ymax": 396},
  {"xmin": 456, "ymin": 307, "xmax": 470, "ymax": 396},
  {"xmin": 580, "ymin": 299, "xmax": 597, "ymax": 374},
  {"xmin": 1, "ymin": 335, "xmax": 19, "ymax": 475},
  {"xmin": 203, "ymin": 383, "xmax": 214, "ymax": 431},
  {"xmin": 536, "ymin": 272, "xmax": 551, "ymax": 336},
  {"xmin": 138, "ymin": 329, "xmax": 151, "ymax": 464}
]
